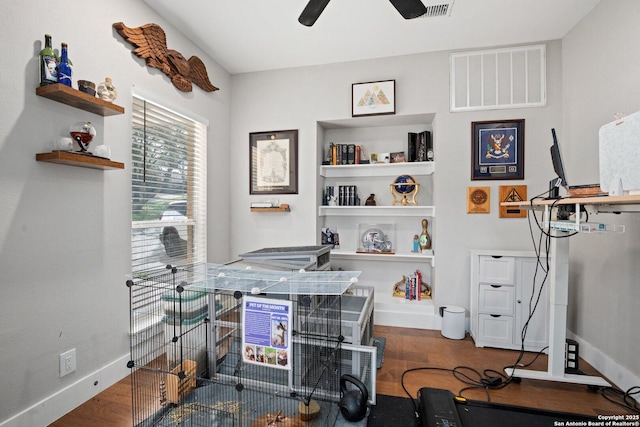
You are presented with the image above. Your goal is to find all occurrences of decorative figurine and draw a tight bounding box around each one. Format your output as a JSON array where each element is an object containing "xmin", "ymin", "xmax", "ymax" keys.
[
  {"xmin": 97, "ymin": 77, "xmax": 118, "ymax": 102},
  {"xmin": 365, "ymin": 194, "xmax": 377, "ymax": 206},
  {"xmin": 419, "ymin": 218, "xmax": 432, "ymax": 251}
]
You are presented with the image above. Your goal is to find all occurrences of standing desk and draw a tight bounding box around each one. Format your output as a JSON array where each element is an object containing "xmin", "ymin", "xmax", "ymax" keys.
[{"xmin": 500, "ymin": 194, "xmax": 640, "ymax": 387}]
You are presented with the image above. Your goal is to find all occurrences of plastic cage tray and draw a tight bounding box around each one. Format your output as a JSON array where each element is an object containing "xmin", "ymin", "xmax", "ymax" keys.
[
  {"xmin": 179, "ymin": 263, "xmax": 361, "ymax": 296},
  {"xmin": 238, "ymin": 245, "xmax": 332, "ymax": 270}
]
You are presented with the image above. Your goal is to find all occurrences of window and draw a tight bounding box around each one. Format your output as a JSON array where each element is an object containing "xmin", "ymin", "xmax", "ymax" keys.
[{"xmin": 130, "ymin": 95, "xmax": 207, "ymax": 289}]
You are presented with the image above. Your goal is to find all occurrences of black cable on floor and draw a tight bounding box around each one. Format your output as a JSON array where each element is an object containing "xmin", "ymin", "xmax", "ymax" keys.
[{"xmin": 599, "ymin": 386, "xmax": 640, "ymax": 413}]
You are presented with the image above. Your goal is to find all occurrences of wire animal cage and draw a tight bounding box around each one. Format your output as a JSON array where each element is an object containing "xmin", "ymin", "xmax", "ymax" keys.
[{"xmin": 127, "ymin": 263, "xmax": 376, "ymax": 427}]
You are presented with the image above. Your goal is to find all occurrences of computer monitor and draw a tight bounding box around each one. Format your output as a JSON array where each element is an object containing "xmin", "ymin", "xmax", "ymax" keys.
[{"xmin": 550, "ymin": 128, "xmax": 568, "ymax": 190}]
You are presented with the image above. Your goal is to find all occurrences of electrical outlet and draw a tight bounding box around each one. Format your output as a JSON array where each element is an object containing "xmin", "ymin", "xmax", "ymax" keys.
[{"xmin": 59, "ymin": 348, "xmax": 76, "ymax": 377}]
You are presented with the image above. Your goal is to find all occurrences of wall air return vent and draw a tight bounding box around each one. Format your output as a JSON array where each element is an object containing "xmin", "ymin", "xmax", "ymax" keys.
[
  {"xmin": 450, "ymin": 44, "xmax": 547, "ymax": 112},
  {"xmin": 420, "ymin": 0, "xmax": 454, "ymax": 18}
]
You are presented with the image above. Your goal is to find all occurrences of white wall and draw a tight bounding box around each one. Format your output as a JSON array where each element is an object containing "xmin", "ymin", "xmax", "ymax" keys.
[
  {"xmin": 561, "ymin": 0, "xmax": 640, "ymax": 392},
  {"xmin": 0, "ymin": 0, "xmax": 231, "ymax": 425}
]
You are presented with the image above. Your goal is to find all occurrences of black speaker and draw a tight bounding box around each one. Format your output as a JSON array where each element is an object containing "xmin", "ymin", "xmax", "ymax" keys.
[{"xmin": 339, "ymin": 374, "xmax": 368, "ymax": 422}]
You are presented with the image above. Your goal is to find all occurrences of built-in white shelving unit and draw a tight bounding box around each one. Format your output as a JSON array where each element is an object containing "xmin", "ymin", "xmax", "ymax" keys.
[{"xmin": 315, "ymin": 113, "xmax": 439, "ymax": 329}]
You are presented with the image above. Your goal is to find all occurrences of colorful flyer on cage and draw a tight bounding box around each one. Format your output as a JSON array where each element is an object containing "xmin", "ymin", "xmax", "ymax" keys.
[{"xmin": 242, "ymin": 296, "xmax": 293, "ymax": 370}]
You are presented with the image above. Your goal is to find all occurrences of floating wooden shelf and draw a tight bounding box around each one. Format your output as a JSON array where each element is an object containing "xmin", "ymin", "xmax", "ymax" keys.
[
  {"xmin": 36, "ymin": 84, "xmax": 125, "ymax": 116},
  {"xmin": 250, "ymin": 204, "xmax": 290, "ymax": 212},
  {"xmin": 36, "ymin": 151, "xmax": 125, "ymax": 170}
]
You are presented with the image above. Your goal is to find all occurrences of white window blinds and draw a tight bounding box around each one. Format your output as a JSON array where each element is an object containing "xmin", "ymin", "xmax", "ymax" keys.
[{"xmin": 130, "ymin": 96, "xmax": 207, "ymax": 278}]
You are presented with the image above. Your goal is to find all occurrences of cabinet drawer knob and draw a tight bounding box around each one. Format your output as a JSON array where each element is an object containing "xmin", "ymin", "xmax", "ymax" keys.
[
  {"xmin": 490, "ymin": 314, "xmax": 501, "ymax": 318},
  {"xmin": 491, "ymin": 255, "xmax": 503, "ymax": 259},
  {"xmin": 517, "ymin": 300, "xmax": 522, "ymax": 304},
  {"xmin": 490, "ymin": 284, "xmax": 501, "ymax": 288}
]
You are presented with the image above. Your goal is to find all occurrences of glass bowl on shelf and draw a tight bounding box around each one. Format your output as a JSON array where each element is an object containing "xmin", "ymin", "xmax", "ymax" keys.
[{"xmin": 69, "ymin": 121, "xmax": 96, "ymax": 153}]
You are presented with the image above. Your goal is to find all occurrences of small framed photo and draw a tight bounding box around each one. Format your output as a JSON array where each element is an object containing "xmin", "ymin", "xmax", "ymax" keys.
[
  {"xmin": 352, "ymin": 79, "xmax": 396, "ymax": 117},
  {"xmin": 390, "ymin": 151, "xmax": 405, "ymax": 163},
  {"xmin": 250, "ymin": 130, "xmax": 298, "ymax": 195},
  {"xmin": 471, "ymin": 119, "xmax": 525, "ymax": 180}
]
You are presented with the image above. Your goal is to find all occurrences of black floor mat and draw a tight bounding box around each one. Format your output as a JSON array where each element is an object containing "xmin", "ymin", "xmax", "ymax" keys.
[{"xmin": 368, "ymin": 394, "xmax": 419, "ymax": 427}]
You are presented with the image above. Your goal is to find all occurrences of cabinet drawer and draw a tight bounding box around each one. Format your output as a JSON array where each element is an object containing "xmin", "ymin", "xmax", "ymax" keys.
[
  {"xmin": 478, "ymin": 256, "xmax": 515, "ymax": 285},
  {"xmin": 478, "ymin": 314, "xmax": 513, "ymax": 345},
  {"xmin": 478, "ymin": 284, "xmax": 514, "ymax": 315}
]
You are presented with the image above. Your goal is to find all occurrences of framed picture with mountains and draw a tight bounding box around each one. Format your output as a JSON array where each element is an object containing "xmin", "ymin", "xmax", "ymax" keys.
[{"xmin": 352, "ymin": 79, "xmax": 396, "ymax": 117}]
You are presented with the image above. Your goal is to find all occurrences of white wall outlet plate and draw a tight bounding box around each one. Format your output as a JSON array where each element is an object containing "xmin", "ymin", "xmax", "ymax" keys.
[{"xmin": 59, "ymin": 348, "xmax": 77, "ymax": 377}]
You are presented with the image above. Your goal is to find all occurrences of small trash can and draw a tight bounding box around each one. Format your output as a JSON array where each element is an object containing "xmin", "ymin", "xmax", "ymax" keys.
[{"xmin": 439, "ymin": 306, "xmax": 466, "ymax": 340}]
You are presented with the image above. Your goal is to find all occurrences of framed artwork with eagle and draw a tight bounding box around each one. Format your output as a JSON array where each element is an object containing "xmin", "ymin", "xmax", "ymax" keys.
[{"xmin": 471, "ymin": 119, "xmax": 525, "ymax": 180}]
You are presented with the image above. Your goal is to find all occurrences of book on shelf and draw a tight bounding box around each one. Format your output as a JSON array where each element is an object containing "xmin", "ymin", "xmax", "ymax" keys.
[
  {"xmin": 407, "ymin": 131, "xmax": 432, "ymax": 162},
  {"xmin": 408, "ymin": 132, "xmax": 417, "ymax": 162},
  {"xmin": 251, "ymin": 202, "xmax": 275, "ymax": 208},
  {"xmin": 416, "ymin": 130, "xmax": 432, "ymax": 162},
  {"xmin": 333, "ymin": 185, "xmax": 359, "ymax": 206},
  {"xmin": 325, "ymin": 143, "xmax": 365, "ymax": 166}
]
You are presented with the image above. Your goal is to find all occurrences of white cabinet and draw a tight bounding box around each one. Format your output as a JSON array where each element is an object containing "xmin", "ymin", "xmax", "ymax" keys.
[
  {"xmin": 470, "ymin": 250, "xmax": 549, "ymax": 351},
  {"xmin": 316, "ymin": 113, "xmax": 438, "ymax": 329}
]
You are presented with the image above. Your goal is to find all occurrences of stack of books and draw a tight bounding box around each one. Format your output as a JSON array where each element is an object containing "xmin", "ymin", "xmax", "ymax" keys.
[{"xmin": 407, "ymin": 131, "xmax": 433, "ymax": 162}]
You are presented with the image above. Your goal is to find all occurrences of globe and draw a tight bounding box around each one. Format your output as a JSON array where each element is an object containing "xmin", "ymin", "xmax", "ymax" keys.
[
  {"xmin": 394, "ymin": 175, "xmax": 416, "ymax": 194},
  {"xmin": 391, "ymin": 174, "xmax": 419, "ymax": 206}
]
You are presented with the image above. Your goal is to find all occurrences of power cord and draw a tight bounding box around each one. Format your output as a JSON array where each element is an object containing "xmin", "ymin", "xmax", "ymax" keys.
[{"xmin": 599, "ymin": 386, "xmax": 640, "ymax": 413}]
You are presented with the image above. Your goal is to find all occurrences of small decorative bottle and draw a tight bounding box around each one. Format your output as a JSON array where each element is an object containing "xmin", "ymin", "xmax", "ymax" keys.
[
  {"xmin": 57, "ymin": 42, "xmax": 72, "ymax": 87},
  {"xmin": 39, "ymin": 34, "xmax": 58, "ymax": 86},
  {"xmin": 97, "ymin": 77, "xmax": 118, "ymax": 102},
  {"xmin": 413, "ymin": 235, "xmax": 419, "ymax": 252},
  {"xmin": 419, "ymin": 218, "xmax": 432, "ymax": 252}
]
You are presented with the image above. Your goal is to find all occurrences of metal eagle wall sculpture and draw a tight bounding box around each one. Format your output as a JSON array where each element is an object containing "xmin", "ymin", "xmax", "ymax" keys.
[{"xmin": 113, "ymin": 21, "xmax": 219, "ymax": 93}]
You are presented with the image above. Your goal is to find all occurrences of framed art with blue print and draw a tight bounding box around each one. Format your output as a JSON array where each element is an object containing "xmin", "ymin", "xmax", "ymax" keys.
[{"xmin": 471, "ymin": 119, "xmax": 525, "ymax": 180}]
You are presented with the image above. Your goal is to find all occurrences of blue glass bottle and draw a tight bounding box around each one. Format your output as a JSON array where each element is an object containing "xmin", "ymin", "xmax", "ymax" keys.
[{"xmin": 57, "ymin": 43, "xmax": 72, "ymax": 87}]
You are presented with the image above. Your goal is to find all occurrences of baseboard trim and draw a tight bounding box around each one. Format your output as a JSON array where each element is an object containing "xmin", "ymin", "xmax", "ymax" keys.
[
  {"xmin": 0, "ymin": 353, "xmax": 130, "ymax": 427},
  {"xmin": 375, "ymin": 310, "xmax": 440, "ymax": 329},
  {"xmin": 567, "ymin": 332, "xmax": 640, "ymax": 399}
]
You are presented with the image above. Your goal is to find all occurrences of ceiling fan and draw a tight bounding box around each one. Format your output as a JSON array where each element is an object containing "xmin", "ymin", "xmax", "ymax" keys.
[{"xmin": 299, "ymin": 0, "xmax": 428, "ymax": 26}]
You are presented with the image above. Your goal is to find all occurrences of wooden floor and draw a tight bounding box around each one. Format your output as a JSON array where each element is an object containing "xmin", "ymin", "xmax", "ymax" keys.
[{"xmin": 49, "ymin": 325, "xmax": 636, "ymax": 426}]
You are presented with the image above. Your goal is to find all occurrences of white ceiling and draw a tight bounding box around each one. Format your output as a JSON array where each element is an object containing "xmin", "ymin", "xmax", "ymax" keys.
[{"xmin": 144, "ymin": 0, "xmax": 600, "ymax": 75}]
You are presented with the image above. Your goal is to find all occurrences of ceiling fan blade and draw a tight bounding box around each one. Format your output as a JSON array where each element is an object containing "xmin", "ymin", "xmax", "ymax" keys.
[
  {"xmin": 389, "ymin": 0, "xmax": 428, "ymax": 19},
  {"xmin": 299, "ymin": 0, "xmax": 332, "ymax": 26}
]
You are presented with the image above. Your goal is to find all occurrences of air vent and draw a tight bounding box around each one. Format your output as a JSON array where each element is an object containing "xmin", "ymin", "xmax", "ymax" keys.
[{"xmin": 421, "ymin": 0, "xmax": 454, "ymax": 17}]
